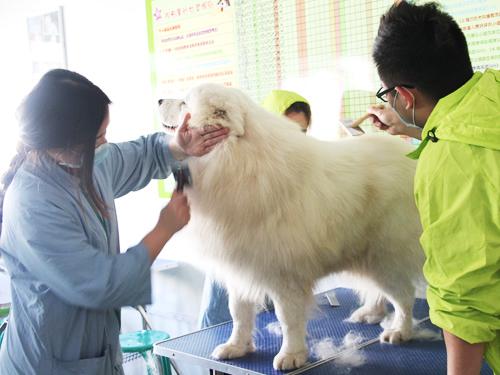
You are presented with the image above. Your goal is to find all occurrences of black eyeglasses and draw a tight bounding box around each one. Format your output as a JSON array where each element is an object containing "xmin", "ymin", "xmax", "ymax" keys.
[{"xmin": 376, "ymin": 84, "xmax": 414, "ymax": 102}]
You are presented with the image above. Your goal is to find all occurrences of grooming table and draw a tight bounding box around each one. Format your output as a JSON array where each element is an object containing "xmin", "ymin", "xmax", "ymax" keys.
[{"xmin": 154, "ymin": 288, "xmax": 493, "ymax": 374}]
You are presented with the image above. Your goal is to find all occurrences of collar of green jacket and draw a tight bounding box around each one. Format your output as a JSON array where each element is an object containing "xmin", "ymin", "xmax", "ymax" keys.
[
  {"xmin": 408, "ymin": 69, "xmax": 500, "ymax": 160},
  {"xmin": 261, "ymin": 89, "xmax": 309, "ymax": 115}
]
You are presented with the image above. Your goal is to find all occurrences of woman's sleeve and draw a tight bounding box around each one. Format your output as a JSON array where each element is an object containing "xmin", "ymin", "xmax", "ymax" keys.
[
  {"xmin": 104, "ymin": 132, "xmax": 178, "ymax": 198},
  {"xmin": 2, "ymin": 197, "xmax": 153, "ymax": 310}
]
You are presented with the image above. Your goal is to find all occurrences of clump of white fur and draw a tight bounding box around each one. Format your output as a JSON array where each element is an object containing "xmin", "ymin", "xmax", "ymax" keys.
[
  {"xmin": 159, "ymin": 83, "xmax": 425, "ymax": 371},
  {"xmin": 265, "ymin": 322, "xmax": 282, "ymax": 336},
  {"xmin": 311, "ymin": 331, "xmax": 366, "ymax": 367}
]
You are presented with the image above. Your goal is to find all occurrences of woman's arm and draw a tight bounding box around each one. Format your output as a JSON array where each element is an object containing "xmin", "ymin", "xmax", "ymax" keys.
[
  {"xmin": 106, "ymin": 114, "xmax": 228, "ymax": 198},
  {"xmin": 2, "ymin": 184, "xmax": 189, "ymax": 310}
]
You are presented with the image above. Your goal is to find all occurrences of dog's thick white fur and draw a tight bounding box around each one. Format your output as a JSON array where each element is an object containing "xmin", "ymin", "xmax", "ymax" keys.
[{"xmin": 159, "ymin": 83, "xmax": 424, "ymax": 370}]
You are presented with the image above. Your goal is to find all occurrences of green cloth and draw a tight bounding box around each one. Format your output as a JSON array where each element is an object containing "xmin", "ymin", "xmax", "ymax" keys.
[
  {"xmin": 412, "ymin": 69, "xmax": 500, "ymax": 372},
  {"xmin": 0, "ymin": 306, "xmax": 9, "ymax": 318},
  {"xmin": 261, "ymin": 90, "xmax": 309, "ymax": 115}
]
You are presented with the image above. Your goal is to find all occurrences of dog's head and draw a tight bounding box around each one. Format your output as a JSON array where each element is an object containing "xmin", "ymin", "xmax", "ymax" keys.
[{"xmin": 158, "ymin": 83, "xmax": 249, "ymax": 137}]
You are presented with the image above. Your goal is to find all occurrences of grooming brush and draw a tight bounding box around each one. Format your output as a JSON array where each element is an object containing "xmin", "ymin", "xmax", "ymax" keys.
[
  {"xmin": 172, "ymin": 164, "xmax": 192, "ymax": 192},
  {"xmin": 339, "ymin": 113, "xmax": 370, "ymax": 136},
  {"xmin": 349, "ymin": 113, "xmax": 372, "ymax": 130},
  {"xmin": 341, "ymin": 104, "xmax": 385, "ymax": 136}
]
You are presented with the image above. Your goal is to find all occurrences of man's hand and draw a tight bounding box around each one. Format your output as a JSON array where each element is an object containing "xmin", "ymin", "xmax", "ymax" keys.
[
  {"xmin": 169, "ymin": 113, "xmax": 230, "ymax": 159},
  {"xmin": 367, "ymin": 105, "xmax": 422, "ymax": 140}
]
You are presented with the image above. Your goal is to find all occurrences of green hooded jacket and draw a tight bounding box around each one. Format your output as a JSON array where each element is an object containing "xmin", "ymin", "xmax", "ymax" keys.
[
  {"xmin": 410, "ymin": 69, "xmax": 500, "ymax": 372},
  {"xmin": 261, "ymin": 90, "xmax": 309, "ymax": 115}
]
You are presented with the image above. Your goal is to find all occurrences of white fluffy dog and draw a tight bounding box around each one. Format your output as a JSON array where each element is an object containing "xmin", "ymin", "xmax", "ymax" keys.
[{"xmin": 158, "ymin": 83, "xmax": 424, "ymax": 370}]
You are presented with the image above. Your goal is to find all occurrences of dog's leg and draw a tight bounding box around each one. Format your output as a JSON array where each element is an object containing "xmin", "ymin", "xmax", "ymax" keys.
[
  {"xmin": 270, "ymin": 290, "xmax": 312, "ymax": 370},
  {"xmin": 211, "ymin": 292, "xmax": 256, "ymax": 360},
  {"xmin": 375, "ymin": 280, "xmax": 415, "ymax": 344},
  {"xmin": 346, "ymin": 290, "xmax": 387, "ymax": 324}
]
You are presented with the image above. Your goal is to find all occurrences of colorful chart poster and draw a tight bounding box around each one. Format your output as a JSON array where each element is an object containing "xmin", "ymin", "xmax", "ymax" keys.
[
  {"xmin": 146, "ymin": 0, "xmax": 239, "ymax": 197},
  {"xmin": 445, "ymin": 0, "xmax": 500, "ymax": 71},
  {"xmin": 146, "ymin": 0, "xmax": 500, "ymax": 194},
  {"xmin": 147, "ymin": 0, "xmax": 499, "ymax": 135},
  {"xmin": 231, "ymin": 0, "xmax": 500, "ymax": 139},
  {"xmin": 146, "ymin": 0, "xmax": 239, "ymax": 100}
]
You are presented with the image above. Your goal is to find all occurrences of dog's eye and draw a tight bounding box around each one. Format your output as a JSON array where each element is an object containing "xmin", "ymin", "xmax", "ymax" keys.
[{"xmin": 214, "ymin": 109, "xmax": 227, "ymax": 119}]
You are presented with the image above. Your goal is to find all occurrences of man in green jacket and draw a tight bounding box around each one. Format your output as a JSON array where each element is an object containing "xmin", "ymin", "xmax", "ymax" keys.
[{"xmin": 368, "ymin": 2, "xmax": 499, "ymax": 374}]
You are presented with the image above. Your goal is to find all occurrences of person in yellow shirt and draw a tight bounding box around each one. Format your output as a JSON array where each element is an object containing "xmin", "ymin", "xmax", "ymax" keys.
[{"xmin": 261, "ymin": 89, "xmax": 311, "ymax": 133}]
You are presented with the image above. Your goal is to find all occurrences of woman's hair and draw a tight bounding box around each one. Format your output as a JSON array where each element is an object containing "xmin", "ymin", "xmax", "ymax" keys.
[
  {"xmin": 0, "ymin": 69, "xmax": 111, "ymax": 234},
  {"xmin": 284, "ymin": 101, "xmax": 312, "ymax": 126}
]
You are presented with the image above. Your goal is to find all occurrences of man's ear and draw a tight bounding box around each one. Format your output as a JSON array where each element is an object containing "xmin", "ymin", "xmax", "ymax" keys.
[{"xmin": 395, "ymin": 86, "xmax": 415, "ymax": 110}]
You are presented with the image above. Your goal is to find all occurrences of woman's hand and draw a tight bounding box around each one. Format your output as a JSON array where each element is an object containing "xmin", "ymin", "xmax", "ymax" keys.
[
  {"xmin": 142, "ymin": 190, "xmax": 191, "ymax": 261},
  {"xmin": 169, "ymin": 113, "xmax": 230, "ymax": 159},
  {"xmin": 158, "ymin": 190, "xmax": 191, "ymax": 235},
  {"xmin": 367, "ymin": 105, "xmax": 422, "ymax": 140}
]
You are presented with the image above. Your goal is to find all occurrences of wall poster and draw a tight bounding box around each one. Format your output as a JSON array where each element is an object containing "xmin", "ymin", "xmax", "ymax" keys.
[{"xmin": 27, "ymin": 6, "xmax": 67, "ymax": 81}]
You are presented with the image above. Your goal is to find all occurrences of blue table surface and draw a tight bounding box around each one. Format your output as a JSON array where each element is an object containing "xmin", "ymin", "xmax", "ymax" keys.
[{"xmin": 154, "ymin": 288, "xmax": 493, "ymax": 375}]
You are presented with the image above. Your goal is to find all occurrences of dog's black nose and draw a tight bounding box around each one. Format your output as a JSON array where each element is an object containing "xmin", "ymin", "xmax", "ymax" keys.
[{"xmin": 158, "ymin": 99, "xmax": 164, "ymax": 106}]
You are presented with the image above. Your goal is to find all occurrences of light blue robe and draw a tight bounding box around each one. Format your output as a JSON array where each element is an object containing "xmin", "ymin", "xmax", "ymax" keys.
[{"xmin": 0, "ymin": 133, "xmax": 176, "ymax": 374}]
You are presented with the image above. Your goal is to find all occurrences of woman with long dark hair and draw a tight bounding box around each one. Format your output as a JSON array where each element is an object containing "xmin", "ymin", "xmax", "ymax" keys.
[{"xmin": 0, "ymin": 69, "xmax": 228, "ymax": 374}]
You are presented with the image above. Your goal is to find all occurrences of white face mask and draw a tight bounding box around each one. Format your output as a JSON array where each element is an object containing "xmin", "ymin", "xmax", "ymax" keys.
[
  {"xmin": 93, "ymin": 143, "xmax": 110, "ymax": 165},
  {"xmin": 392, "ymin": 90, "xmax": 417, "ymax": 127},
  {"xmin": 57, "ymin": 143, "xmax": 110, "ymax": 168}
]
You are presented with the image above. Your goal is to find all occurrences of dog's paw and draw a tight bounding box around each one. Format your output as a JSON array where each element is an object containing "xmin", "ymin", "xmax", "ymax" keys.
[
  {"xmin": 347, "ymin": 307, "xmax": 385, "ymax": 324},
  {"xmin": 380, "ymin": 328, "xmax": 412, "ymax": 344},
  {"xmin": 272, "ymin": 350, "xmax": 308, "ymax": 370},
  {"xmin": 211, "ymin": 341, "xmax": 255, "ymax": 360}
]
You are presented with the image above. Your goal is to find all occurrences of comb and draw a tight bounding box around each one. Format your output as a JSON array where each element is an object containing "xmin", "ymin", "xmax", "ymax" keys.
[{"xmin": 172, "ymin": 164, "xmax": 192, "ymax": 192}]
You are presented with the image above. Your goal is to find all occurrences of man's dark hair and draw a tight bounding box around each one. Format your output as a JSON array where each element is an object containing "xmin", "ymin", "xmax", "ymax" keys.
[
  {"xmin": 373, "ymin": 1, "xmax": 473, "ymax": 101},
  {"xmin": 284, "ymin": 101, "xmax": 311, "ymax": 126}
]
